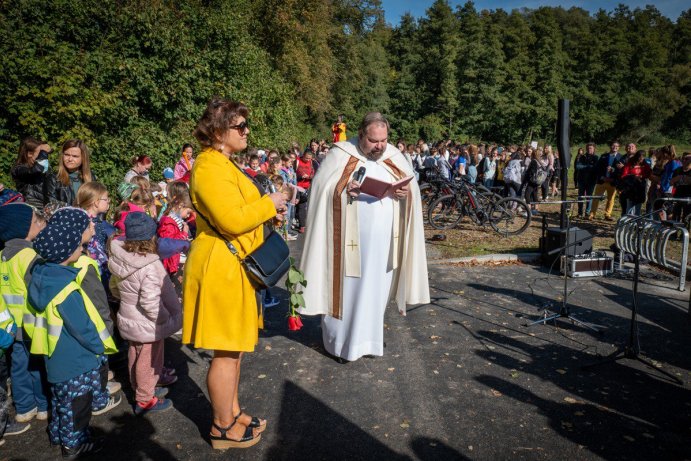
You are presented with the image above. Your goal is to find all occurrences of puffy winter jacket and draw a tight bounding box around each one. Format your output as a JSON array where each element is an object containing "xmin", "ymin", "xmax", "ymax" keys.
[
  {"xmin": 10, "ymin": 163, "xmax": 56, "ymax": 208},
  {"xmin": 108, "ymin": 239, "xmax": 181, "ymax": 343}
]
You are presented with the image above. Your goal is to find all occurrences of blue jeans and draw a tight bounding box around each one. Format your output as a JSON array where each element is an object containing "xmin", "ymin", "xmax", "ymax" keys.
[
  {"xmin": 578, "ymin": 183, "xmax": 595, "ymax": 216},
  {"xmin": 10, "ymin": 339, "xmax": 48, "ymax": 414},
  {"xmin": 626, "ymin": 200, "xmax": 642, "ymax": 216}
]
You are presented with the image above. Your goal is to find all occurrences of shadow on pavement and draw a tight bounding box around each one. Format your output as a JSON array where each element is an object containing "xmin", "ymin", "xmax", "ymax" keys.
[
  {"xmin": 472, "ymin": 331, "xmax": 691, "ymax": 460},
  {"xmin": 265, "ymin": 380, "xmax": 410, "ymax": 461},
  {"xmin": 410, "ymin": 436, "xmax": 469, "ymax": 460}
]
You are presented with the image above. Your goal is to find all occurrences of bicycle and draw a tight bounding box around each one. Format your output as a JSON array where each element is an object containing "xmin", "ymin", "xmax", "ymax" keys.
[{"xmin": 428, "ymin": 179, "xmax": 531, "ymax": 236}]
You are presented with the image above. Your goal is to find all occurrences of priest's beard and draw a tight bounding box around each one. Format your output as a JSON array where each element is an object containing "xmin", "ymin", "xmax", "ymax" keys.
[{"xmin": 362, "ymin": 148, "xmax": 384, "ymax": 161}]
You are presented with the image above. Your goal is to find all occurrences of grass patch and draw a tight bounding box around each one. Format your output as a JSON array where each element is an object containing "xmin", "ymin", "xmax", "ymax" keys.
[{"xmin": 425, "ymin": 186, "xmax": 621, "ymax": 260}]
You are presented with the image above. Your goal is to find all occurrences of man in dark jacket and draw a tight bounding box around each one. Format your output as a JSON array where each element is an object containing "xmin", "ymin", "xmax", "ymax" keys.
[{"xmin": 575, "ymin": 143, "xmax": 599, "ymax": 217}]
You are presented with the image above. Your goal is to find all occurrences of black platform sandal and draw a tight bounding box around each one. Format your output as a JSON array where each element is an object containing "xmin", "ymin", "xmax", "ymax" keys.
[
  {"xmin": 210, "ymin": 421, "xmax": 261, "ymax": 449},
  {"xmin": 235, "ymin": 410, "xmax": 267, "ymax": 433}
]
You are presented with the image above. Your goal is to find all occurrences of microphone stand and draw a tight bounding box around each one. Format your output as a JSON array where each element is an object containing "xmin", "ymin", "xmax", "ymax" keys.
[
  {"xmin": 527, "ymin": 197, "xmax": 604, "ymax": 332},
  {"xmin": 582, "ymin": 206, "xmax": 683, "ymax": 384}
]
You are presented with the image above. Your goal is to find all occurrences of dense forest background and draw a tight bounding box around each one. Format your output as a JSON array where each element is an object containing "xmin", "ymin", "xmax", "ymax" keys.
[{"xmin": 0, "ymin": 0, "xmax": 689, "ymax": 188}]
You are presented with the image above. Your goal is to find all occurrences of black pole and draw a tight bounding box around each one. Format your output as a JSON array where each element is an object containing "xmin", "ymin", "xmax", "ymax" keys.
[{"xmin": 557, "ymin": 99, "xmax": 570, "ymax": 230}]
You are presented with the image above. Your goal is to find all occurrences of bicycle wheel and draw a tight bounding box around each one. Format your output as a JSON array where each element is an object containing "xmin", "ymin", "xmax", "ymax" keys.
[
  {"xmin": 489, "ymin": 197, "xmax": 531, "ymax": 236},
  {"xmin": 428, "ymin": 194, "xmax": 464, "ymax": 230}
]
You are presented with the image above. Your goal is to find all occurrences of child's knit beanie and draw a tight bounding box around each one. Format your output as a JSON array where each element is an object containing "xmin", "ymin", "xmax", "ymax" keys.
[
  {"xmin": 34, "ymin": 207, "xmax": 90, "ymax": 264},
  {"xmin": 0, "ymin": 203, "xmax": 34, "ymax": 242},
  {"xmin": 124, "ymin": 212, "xmax": 157, "ymax": 241}
]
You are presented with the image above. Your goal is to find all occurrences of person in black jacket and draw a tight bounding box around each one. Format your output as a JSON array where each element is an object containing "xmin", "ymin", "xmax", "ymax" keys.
[
  {"xmin": 574, "ymin": 143, "xmax": 599, "ymax": 217},
  {"xmin": 10, "ymin": 137, "xmax": 56, "ymax": 209}
]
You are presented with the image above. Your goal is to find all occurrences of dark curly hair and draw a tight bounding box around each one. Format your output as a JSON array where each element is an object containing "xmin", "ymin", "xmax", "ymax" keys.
[{"xmin": 193, "ymin": 96, "xmax": 249, "ymax": 148}]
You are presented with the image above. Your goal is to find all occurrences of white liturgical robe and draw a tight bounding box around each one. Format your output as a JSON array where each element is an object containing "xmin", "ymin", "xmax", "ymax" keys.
[{"xmin": 298, "ymin": 139, "xmax": 430, "ymax": 360}]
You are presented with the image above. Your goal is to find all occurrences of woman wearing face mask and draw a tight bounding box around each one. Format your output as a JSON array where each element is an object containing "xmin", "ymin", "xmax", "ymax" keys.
[
  {"xmin": 124, "ymin": 155, "xmax": 153, "ymax": 183},
  {"xmin": 10, "ymin": 136, "xmax": 57, "ymax": 208},
  {"xmin": 55, "ymin": 139, "xmax": 96, "ymax": 206}
]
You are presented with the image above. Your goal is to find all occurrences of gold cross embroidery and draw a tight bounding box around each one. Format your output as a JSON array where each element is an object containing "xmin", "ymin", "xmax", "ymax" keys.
[{"xmin": 347, "ymin": 240, "xmax": 358, "ymax": 251}]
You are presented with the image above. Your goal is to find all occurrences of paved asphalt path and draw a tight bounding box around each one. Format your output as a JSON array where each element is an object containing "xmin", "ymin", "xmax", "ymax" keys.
[{"xmin": 3, "ymin": 241, "xmax": 690, "ymax": 460}]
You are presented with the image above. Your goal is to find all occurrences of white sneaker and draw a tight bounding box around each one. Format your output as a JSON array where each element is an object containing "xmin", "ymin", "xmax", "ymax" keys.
[
  {"xmin": 36, "ymin": 410, "xmax": 49, "ymax": 421},
  {"xmin": 107, "ymin": 380, "xmax": 122, "ymax": 395},
  {"xmin": 15, "ymin": 407, "xmax": 37, "ymax": 423},
  {"xmin": 92, "ymin": 394, "xmax": 122, "ymax": 416}
]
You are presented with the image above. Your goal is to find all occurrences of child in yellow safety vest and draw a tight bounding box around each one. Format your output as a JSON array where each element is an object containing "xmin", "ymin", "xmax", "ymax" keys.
[
  {"xmin": 28, "ymin": 207, "xmax": 119, "ymax": 458},
  {"xmin": 0, "ymin": 203, "xmax": 49, "ymax": 434}
]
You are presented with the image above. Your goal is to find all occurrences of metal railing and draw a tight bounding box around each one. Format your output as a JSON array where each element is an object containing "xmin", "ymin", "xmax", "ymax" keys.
[{"xmin": 615, "ymin": 215, "xmax": 689, "ymax": 291}]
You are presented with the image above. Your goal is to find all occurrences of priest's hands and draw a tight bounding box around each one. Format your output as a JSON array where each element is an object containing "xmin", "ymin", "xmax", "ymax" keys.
[
  {"xmin": 347, "ymin": 179, "xmax": 362, "ymax": 200},
  {"xmin": 393, "ymin": 184, "xmax": 409, "ymax": 200}
]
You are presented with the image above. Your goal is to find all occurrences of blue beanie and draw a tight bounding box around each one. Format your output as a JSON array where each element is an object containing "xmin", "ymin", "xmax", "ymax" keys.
[
  {"xmin": 0, "ymin": 203, "xmax": 33, "ymax": 242},
  {"xmin": 163, "ymin": 167, "xmax": 174, "ymax": 179},
  {"xmin": 124, "ymin": 212, "xmax": 157, "ymax": 241},
  {"xmin": 34, "ymin": 207, "xmax": 90, "ymax": 264}
]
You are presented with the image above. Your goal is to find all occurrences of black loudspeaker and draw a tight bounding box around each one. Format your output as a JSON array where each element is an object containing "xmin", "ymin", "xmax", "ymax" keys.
[
  {"xmin": 540, "ymin": 226, "xmax": 592, "ymax": 267},
  {"xmin": 557, "ymin": 99, "xmax": 570, "ymax": 167}
]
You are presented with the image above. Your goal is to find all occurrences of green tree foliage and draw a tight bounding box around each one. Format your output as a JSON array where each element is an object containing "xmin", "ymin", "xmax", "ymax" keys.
[{"xmin": 0, "ymin": 0, "xmax": 688, "ymax": 190}]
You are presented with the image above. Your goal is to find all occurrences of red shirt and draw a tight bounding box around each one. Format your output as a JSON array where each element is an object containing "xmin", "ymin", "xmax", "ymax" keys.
[
  {"xmin": 296, "ymin": 157, "xmax": 315, "ymax": 189},
  {"xmin": 621, "ymin": 163, "xmax": 651, "ymax": 179}
]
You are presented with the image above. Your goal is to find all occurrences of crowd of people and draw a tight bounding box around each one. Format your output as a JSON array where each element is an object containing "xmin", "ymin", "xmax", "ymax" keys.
[
  {"xmin": 402, "ymin": 139, "xmax": 689, "ymax": 221},
  {"xmin": 0, "ymin": 104, "xmax": 689, "ymax": 457}
]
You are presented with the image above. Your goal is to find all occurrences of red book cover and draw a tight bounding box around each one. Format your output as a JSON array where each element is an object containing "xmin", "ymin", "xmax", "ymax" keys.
[{"xmin": 359, "ymin": 175, "xmax": 414, "ymax": 199}]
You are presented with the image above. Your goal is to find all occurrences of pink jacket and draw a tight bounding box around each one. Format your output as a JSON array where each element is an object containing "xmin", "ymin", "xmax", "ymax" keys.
[
  {"xmin": 174, "ymin": 157, "xmax": 194, "ymax": 182},
  {"xmin": 108, "ymin": 239, "xmax": 182, "ymax": 343}
]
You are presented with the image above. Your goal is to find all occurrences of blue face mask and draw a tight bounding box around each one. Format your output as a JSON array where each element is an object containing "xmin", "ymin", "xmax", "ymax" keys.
[{"xmin": 37, "ymin": 159, "xmax": 50, "ymax": 173}]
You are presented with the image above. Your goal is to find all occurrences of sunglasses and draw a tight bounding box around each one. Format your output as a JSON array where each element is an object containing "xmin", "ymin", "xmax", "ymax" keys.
[{"xmin": 229, "ymin": 121, "xmax": 250, "ymax": 133}]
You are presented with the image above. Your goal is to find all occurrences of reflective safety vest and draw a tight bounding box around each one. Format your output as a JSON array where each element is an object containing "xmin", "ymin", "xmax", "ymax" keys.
[
  {"xmin": 30, "ymin": 281, "xmax": 118, "ymax": 357},
  {"xmin": 0, "ymin": 247, "xmax": 38, "ymax": 337},
  {"xmin": 0, "ymin": 300, "xmax": 15, "ymax": 336},
  {"xmin": 72, "ymin": 255, "xmax": 101, "ymax": 284}
]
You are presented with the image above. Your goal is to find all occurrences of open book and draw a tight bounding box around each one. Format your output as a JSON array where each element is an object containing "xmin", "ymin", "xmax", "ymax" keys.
[{"xmin": 359, "ymin": 175, "xmax": 414, "ymax": 199}]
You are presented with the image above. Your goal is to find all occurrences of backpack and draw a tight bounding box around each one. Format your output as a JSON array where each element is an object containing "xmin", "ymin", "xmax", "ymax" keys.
[{"xmin": 530, "ymin": 162, "xmax": 549, "ymax": 185}]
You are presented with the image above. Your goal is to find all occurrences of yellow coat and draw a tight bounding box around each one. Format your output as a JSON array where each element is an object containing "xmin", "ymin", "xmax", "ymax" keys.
[{"xmin": 182, "ymin": 148, "xmax": 276, "ymax": 351}]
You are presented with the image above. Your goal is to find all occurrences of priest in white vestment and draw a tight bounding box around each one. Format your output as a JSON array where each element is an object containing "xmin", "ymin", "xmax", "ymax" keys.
[{"xmin": 298, "ymin": 112, "xmax": 430, "ymax": 362}]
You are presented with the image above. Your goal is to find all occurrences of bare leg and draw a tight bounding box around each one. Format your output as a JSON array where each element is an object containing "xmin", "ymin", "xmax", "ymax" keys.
[
  {"xmin": 232, "ymin": 352, "xmax": 266, "ymax": 429},
  {"xmin": 208, "ymin": 351, "xmax": 256, "ymax": 440}
]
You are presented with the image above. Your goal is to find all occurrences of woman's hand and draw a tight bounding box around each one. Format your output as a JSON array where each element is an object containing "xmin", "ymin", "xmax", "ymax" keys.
[{"xmin": 269, "ymin": 192, "xmax": 287, "ymax": 214}]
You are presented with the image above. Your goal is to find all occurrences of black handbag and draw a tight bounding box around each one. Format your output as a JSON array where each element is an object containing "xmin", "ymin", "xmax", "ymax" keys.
[
  {"xmin": 226, "ymin": 229, "xmax": 290, "ymax": 289},
  {"xmin": 195, "ymin": 207, "xmax": 290, "ymax": 289},
  {"xmin": 192, "ymin": 163, "xmax": 291, "ymax": 289}
]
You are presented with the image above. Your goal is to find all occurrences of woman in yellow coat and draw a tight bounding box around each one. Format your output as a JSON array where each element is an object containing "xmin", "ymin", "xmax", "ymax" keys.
[{"xmin": 183, "ymin": 97, "xmax": 287, "ymax": 449}]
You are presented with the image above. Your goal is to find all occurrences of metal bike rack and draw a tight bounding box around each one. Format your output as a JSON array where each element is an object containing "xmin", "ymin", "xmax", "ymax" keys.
[{"xmin": 615, "ymin": 216, "xmax": 689, "ymax": 291}]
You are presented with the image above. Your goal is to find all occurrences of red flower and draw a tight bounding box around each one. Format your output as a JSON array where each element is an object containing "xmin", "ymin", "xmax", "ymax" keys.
[{"xmin": 287, "ymin": 315, "xmax": 302, "ymax": 331}]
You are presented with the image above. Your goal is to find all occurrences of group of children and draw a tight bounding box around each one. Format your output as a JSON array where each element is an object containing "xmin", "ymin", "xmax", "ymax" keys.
[{"xmin": 0, "ymin": 170, "xmax": 192, "ymax": 458}]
